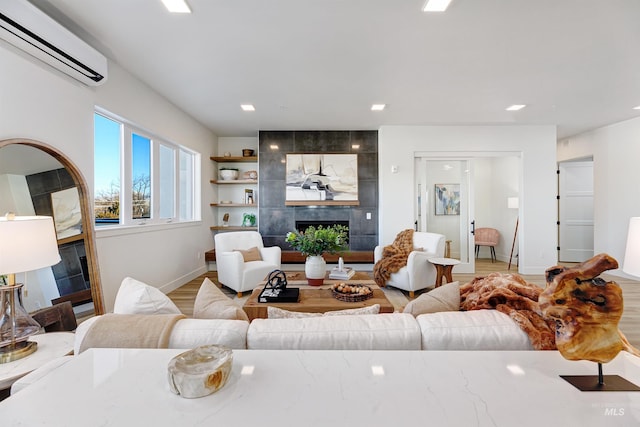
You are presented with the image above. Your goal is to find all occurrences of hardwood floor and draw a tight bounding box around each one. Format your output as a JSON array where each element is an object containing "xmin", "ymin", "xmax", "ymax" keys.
[{"xmin": 168, "ymin": 258, "xmax": 640, "ymax": 348}]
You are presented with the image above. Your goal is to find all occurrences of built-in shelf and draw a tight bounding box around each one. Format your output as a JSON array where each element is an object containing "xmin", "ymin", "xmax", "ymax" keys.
[
  {"xmin": 210, "ymin": 226, "xmax": 258, "ymax": 231},
  {"xmin": 210, "ymin": 203, "xmax": 256, "ymax": 207},
  {"xmin": 210, "ymin": 179, "xmax": 258, "ymax": 184},
  {"xmin": 211, "ymin": 155, "xmax": 258, "ymax": 232},
  {"xmin": 210, "ymin": 156, "xmax": 257, "ymax": 163}
]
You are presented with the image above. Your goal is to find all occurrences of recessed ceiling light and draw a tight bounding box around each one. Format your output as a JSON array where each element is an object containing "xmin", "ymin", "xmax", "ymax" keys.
[
  {"xmin": 351, "ymin": 144, "xmax": 360, "ymax": 149},
  {"xmin": 241, "ymin": 104, "xmax": 255, "ymax": 111},
  {"xmin": 633, "ymin": 105, "xmax": 640, "ymax": 110},
  {"xmin": 506, "ymin": 104, "xmax": 526, "ymax": 111},
  {"xmin": 161, "ymin": 0, "xmax": 191, "ymax": 13},
  {"xmin": 423, "ymin": 0, "xmax": 453, "ymax": 12},
  {"xmin": 371, "ymin": 104, "xmax": 386, "ymax": 111}
]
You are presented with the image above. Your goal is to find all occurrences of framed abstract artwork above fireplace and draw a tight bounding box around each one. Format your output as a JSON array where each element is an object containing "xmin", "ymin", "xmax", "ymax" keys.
[{"xmin": 285, "ymin": 153, "xmax": 359, "ymax": 206}]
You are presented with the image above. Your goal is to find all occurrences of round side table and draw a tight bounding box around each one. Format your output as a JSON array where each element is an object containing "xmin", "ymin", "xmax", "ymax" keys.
[{"xmin": 428, "ymin": 257, "xmax": 461, "ymax": 287}]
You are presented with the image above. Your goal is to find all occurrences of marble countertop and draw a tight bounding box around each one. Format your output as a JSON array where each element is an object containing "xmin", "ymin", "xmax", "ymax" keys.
[
  {"xmin": 0, "ymin": 332, "xmax": 74, "ymax": 389},
  {"xmin": 2, "ymin": 348, "xmax": 640, "ymax": 426}
]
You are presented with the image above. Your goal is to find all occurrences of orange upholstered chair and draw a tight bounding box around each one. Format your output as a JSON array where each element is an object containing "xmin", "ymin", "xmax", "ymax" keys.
[{"xmin": 474, "ymin": 228, "xmax": 500, "ymax": 262}]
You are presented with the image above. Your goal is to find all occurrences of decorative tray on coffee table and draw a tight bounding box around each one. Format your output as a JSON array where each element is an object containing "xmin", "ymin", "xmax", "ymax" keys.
[{"xmin": 330, "ymin": 283, "xmax": 373, "ymax": 302}]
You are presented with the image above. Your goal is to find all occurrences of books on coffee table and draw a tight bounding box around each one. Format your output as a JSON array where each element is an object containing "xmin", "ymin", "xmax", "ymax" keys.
[
  {"xmin": 258, "ymin": 287, "xmax": 300, "ymax": 303},
  {"xmin": 329, "ymin": 267, "xmax": 355, "ymax": 280}
]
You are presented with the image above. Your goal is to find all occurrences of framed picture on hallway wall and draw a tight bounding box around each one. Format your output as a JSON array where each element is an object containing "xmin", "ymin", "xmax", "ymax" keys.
[
  {"xmin": 435, "ymin": 183, "xmax": 460, "ymax": 215},
  {"xmin": 285, "ymin": 153, "xmax": 359, "ymax": 206}
]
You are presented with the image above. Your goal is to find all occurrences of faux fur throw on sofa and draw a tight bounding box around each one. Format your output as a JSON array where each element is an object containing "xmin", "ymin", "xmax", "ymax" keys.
[
  {"xmin": 373, "ymin": 229, "xmax": 414, "ymax": 287},
  {"xmin": 460, "ymin": 273, "xmax": 557, "ymax": 350}
]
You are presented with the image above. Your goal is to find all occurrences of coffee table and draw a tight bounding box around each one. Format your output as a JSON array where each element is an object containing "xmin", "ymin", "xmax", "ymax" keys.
[{"xmin": 243, "ymin": 273, "xmax": 393, "ymax": 320}]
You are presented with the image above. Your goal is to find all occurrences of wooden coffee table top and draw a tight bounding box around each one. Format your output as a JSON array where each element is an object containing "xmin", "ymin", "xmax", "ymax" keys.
[{"xmin": 243, "ymin": 275, "xmax": 393, "ymax": 321}]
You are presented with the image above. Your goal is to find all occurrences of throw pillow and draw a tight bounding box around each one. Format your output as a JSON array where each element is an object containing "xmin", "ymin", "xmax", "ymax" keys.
[
  {"xmin": 193, "ymin": 277, "xmax": 249, "ymax": 321},
  {"xmin": 234, "ymin": 246, "xmax": 262, "ymax": 262},
  {"xmin": 403, "ymin": 281, "xmax": 460, "ymax": 316},
  {"xmin": 267, "ymin": 304, "xmax": 380, "ymax": 319},
  {"xmin": 113, "ymin": 276, "xmax": 181, "ymax": 315},
  {"xmin": 267, "ymin": 306, "xmax": 322, "ymax": 319}
]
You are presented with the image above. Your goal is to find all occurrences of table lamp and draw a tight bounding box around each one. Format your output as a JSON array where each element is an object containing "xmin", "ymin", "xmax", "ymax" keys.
[{"xmin": 0, "ymin": 214, "xmax": 61, "ymax": 363}]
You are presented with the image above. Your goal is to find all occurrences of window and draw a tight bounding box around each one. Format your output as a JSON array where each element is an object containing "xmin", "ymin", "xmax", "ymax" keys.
[{"xmin": 93, "ymin": 110, "xmax": 199, "ymax": 226}]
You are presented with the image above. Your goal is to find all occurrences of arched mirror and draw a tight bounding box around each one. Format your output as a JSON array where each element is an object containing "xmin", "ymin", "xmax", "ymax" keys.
[{"xmin": 0, "ymin": 138, "xmax": 104, "ymax": 318}]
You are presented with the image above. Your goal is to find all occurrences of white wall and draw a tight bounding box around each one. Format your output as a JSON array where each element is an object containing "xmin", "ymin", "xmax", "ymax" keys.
[
  {"xmin": 379, "ymin": 125, "xmax": 557, "ymax": 274},
  {"xmin": 558, "ymin": 116, "xmax": 640, "ymax": 277},
  {"xmin": 1, "ymin": 43, "xmax": 217, "ymax": 311}
]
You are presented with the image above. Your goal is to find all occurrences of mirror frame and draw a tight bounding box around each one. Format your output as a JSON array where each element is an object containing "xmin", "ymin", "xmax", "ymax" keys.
[{"xmin": 0, "ymin": 138, "xmax": 105, "ymax": 315}]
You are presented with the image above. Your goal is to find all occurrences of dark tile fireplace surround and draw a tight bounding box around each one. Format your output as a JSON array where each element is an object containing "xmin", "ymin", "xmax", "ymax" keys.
[{"xmin": 258, "ymin": 131, "xmax": 379, "ymax": 254}]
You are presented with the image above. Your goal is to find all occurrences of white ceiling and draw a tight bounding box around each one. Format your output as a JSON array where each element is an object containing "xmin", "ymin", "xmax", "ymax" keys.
[{"xmin": 31, "ymin": 0, "xmax": 640, "ymax": 139}]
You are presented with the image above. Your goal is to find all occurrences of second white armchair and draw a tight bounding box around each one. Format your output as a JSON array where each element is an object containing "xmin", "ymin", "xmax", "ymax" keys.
[{"xmin": 374, "ymin": 231, "xmax": 446, "ymax": 298}]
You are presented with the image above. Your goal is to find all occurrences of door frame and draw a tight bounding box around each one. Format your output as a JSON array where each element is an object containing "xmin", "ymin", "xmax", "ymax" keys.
[
  {"xmin": 557, "ymin": 158, "xmax": 594, "ymax": 262},
  {"xmin": 415, "ymin": 151, "xmax": 522, "ymax": 274}
]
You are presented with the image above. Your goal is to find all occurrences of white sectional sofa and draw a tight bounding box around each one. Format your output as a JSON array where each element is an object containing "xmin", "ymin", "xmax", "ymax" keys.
[{"xmin": 71, "ymin": 309, "xmax": 531, "ymax": 352}]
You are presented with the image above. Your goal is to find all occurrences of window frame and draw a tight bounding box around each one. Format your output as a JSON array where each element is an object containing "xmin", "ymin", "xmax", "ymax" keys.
[{"xmin": 94, "ymin": 108, "xmax": 200, "ymax": 228}]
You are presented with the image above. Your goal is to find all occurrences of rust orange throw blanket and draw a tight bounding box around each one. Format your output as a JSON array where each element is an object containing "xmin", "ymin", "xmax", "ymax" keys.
[
  {"xmin": 373, "ymin": 229, "xmax": 414, "ymax": 287},
  {"xmin": 460, "ymin": 273, "xmax": 556, "ymax": 350},
  {"xmin": 79, "ymin": 313, "xmax": 186, "ymax": 353}
]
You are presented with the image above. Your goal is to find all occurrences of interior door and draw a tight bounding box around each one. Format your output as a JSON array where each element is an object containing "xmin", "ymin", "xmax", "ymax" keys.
[
  {"xmin": 416, "ymin": 158, "xmax": 474, "ymax": 273},
  {"xmin": 558, "ymin": 160, "xmax": 594, "ymax": 262}
]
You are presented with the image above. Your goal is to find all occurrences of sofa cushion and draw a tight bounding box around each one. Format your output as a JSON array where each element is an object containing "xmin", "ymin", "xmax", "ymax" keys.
[
  {"xmin": 416, "ymin": 309, "xmax": 534, "ymax": 350},
  {"xmin": 168, "ymin": 318, "xmax": 248, "ymax": 350},
  {"xmin": 403, "ymin": 281, "xmax": 460, "ymax": 316},
  {"xmin": 267, "ymin": 304, "xmax": 380, "ymax": 319},
  {"xmin": 247, "ymin": 313, "xmax": 421, "ymax": 350},
  {"xmin": 74, "ymin": 315, "xmax": 249, "ymax": 354},
  {"xmin": 113, "ymin": 276, "xmax": 181, "ymax": 315},
  {"xmin": 193, "ymin": 277, "xmax": 249, "ymax": 321}
]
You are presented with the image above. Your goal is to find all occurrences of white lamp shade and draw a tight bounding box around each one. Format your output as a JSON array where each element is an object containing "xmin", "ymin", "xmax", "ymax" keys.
[
  {"xmin": 0, "ymin": 216, "xmax": 61, "ymax": 275},
  {"xmin": 623, "ymin": 217, "xmax": 640, "ymax": 277},
  {"xmin": 508, "ymin": 197, "xmax": 519, "ymax": 209}
]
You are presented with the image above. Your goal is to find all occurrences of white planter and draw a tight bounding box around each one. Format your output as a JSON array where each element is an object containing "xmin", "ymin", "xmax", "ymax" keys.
[{"xmin": 305, "ymin": 255, "xmax": 326, "ymax": 286}]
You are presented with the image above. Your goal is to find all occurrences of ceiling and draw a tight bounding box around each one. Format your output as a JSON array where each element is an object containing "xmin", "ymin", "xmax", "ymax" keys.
[{"xmin": 30, "ymin": 0, "xmax": 640, "ymax": 139}]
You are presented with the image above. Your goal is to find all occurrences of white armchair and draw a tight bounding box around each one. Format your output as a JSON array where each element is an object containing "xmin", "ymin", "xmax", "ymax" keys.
[
  {"xmin": 374, "ymin": 231, "xmax": 446, "ymax": 297},
  {"xmin": 214, "ymin": 231, "xmax": 281, "ymax": 297}
]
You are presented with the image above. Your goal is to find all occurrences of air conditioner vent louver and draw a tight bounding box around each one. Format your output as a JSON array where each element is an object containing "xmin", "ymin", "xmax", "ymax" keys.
[{"xmin": 0, "ymin": 0, "xmax": 107, "ymax": 86}]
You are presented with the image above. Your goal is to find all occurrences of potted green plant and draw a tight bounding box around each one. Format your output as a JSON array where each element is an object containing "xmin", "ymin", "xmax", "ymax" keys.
[
  {"xmin": 242, "ymin": 213, "xmax": 256, "ymax": 227},
  {"xmin": 285, "ymin": 224, "xmax": 349, "ymax": 285}
]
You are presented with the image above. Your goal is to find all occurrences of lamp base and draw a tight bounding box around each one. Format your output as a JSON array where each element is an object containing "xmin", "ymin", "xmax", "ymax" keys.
[
  {"xmin": 0, "ymin": 340, "xmax": 38, "ymax": 364},
  {"xmin": 561, "ymin": 375, "xmax": 640, "ymax": 392}
]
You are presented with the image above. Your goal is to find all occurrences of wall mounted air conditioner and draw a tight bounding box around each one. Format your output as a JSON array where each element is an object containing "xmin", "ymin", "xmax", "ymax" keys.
[{"xmin": 0, "ymin": 0, "xmax": 107, "ymax": 86}]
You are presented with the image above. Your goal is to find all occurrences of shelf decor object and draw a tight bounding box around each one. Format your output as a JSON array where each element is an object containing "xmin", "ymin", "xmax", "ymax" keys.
[
  {"xmin": 219, "ymin": 168, "xmax": 239, "ymax": 181},
  {"xmin": 0, "ymin": 214, "xmax": 61, "ymax": 363}
]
